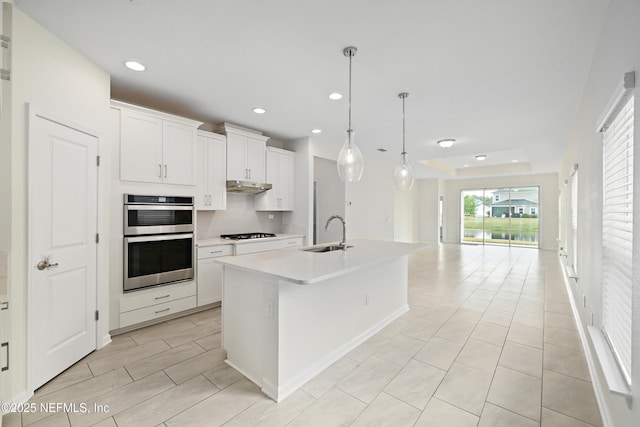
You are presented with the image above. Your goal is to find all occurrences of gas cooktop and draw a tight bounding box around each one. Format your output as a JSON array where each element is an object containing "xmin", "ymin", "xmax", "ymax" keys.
[{"xmin": 220, "ymin": 232, "xmax": 277, "ymax": 240}]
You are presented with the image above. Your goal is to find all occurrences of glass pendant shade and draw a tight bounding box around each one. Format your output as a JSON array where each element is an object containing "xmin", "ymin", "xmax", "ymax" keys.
[
  {"xmin": 394, "ymin": 152, "xmax": 415, "ymax": 190},
  {"xmin": 337, "ymin": 130, "xmax": 364, "ymax": 182}
]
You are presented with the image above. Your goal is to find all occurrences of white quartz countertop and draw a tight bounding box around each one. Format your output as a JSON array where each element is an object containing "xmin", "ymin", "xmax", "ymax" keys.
[
  {"xmin": 197, "ymin": 234, "xmax": 305, "ymax": 247},
  {"xmin": 215, "ymin": 239, "xmax": 426, "ymax": 284}
]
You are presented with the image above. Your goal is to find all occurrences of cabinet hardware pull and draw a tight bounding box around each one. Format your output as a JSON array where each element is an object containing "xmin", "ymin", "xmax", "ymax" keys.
[
  {"xmin": 1, "ymin": 342, "xmax": 8, "ymax": 372},
  {"xmin": 209, "ymin": 250, "xmax": 223, "ymax": 254},
  {"xmin": 155, "ymin": 294, "xmax": 171, "ymax": 300},
  {"xmin": 164, "ymin": 165, "xmax": 168, "ymax": 178},
  {"xmin": 155, "ymin": 308, "xmax": 171, "ymax": 314},
  {"xmin": 159, "ymin": 164, "xmax": 162, "ymax": 178}
]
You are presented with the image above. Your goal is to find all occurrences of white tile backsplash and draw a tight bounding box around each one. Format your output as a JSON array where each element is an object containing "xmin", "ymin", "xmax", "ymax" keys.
[{"xmin": 196, "ymin": 194, "xmax": 282, "ymax": 239}]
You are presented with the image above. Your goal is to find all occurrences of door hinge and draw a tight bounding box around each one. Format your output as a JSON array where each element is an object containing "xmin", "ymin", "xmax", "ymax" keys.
[
  {"xmin": 95, "ymin": 310, "xmax": 99, "ymax": 321},
  {"xmin": 96, "ymin": 155, "xmax": 100, "ymax": 166},
  {"xmin": 95, "ymin": 233, "xmax": 100, "ymax": 244}
]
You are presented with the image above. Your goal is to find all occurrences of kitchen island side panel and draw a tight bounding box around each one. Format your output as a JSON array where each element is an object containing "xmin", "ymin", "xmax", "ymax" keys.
[
  {"xmin": 222, "ymin": 255, "xmax": 409, "ymax": 401},
  {"xmin": 275, "ymin": 256, "xmax": 408, "ymax": 394}
]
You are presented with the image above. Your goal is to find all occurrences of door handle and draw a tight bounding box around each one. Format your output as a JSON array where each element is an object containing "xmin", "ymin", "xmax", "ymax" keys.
[
  {"xmin": 36, "ymin": 257, "xmax": 59, "ymax": 271},
  {"xmin": 1, "ymin": 342, "xmax": 8, "ymax": 372}
]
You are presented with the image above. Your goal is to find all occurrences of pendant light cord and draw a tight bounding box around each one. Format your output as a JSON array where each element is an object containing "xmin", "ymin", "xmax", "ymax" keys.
[
  {"xmin": 402, "ymin": 95, "xmax": 406, "ymax": 155},
  {"xmin": 348, "ymin": 51, "xmax": 353, "ymax": 139}
]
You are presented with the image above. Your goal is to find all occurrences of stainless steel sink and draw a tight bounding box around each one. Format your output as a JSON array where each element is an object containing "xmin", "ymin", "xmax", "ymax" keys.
[{"xmin": 302, "ymin": 244, "xmax": 353, "ymax": 253}]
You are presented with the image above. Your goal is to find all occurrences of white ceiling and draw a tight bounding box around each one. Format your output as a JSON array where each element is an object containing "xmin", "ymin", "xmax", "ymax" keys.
[{"xmin": 15, "ymin": 0, "xmax": 609, "ymax": 179}]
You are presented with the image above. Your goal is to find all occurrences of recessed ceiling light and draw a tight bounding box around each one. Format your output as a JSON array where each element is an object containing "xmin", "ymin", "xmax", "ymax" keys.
[
  {"xmin": 475, "ymin": 154, "xmax": 487, "ymax": 161},
  {"xmin": 311, "ymin": 129, "xmax": 322, "ymax": 134},
  {"xmin": 124, "ymin": 60, "xmax": 146, "ymax": 71},
  {"xmin": 329, "ymin": 92, "xmax": 343, "ymax": 100},
  {"xmin": 437, "ymin": 139, "xmax": 456, "ymax": 148},
  {"xmin": 512, "ymin": 159, "xmax": 519, "ymax": 163},
  {"xmin": 463, "ymin": 164, "xmax": 470, "ymax": 167},
  {"xmin": 252, "ymin": 107, "xmax": 266, "ymax": 114}
]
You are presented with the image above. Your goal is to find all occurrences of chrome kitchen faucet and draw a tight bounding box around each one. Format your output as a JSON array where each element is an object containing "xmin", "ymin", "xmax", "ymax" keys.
[{"xmin": 325, "ymin": 214, "xmax": 347, "ymax": 250}]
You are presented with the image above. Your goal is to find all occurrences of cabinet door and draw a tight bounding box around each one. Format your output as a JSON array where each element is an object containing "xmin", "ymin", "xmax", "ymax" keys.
[
  {"xmin": 279, "ymin": 152, "xmax": 295, "ymax": 210},
  {"xmin": 197, "ymin": 258, "xmax": 223, "ymax": 306},
  {"xmin": 245, "ymin": 137, "xmax": 266, "ymax": 182},
  {"xmin": 263, "ymin": 149, "xmax": 280, "ymax": 210},
  {"xmin": 195, "ymin": 135, "xmax": 209, "ymax": 210},
  {"xmin": 208, "ymin": 138, "xmax": 227, "ymax": 210},
  {"xmin": 163, "ymin": 120, "xmax": 197, "ymax": 185},
  {"xmin": 120, "ymin": 110, "xmax": 163, "ymax": 183},
  {"xmin": 226, "ymin": 133, "xmax": 248, "ymax": 181}
]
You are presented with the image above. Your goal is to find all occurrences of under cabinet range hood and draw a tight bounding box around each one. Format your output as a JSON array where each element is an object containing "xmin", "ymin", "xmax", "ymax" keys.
[{"xmin": 226, "ymin": 180, "xmax": 272, "ymax": 194}]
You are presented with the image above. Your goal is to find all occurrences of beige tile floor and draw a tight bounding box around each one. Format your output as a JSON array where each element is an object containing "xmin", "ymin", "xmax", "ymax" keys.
[{"xmin": 4, "ymin": 244, "xmax": 603, "ymax": 426}]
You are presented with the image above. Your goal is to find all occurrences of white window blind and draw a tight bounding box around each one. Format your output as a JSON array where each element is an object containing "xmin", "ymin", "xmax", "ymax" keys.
[
  {"xmin": 571, "ymin": 169, "xmax": 578, "ymax": 274},
  {"xmin": 602, "ymin": 93, "xmax": 634, "ymax": 384}
]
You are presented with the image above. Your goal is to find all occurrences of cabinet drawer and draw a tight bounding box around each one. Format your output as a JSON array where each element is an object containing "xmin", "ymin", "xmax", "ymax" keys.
[
  {"xmin": 120, "ymin": 281, "xmax": 196, "ymax": 313},
  {"xmin": 197, "ymin": 245, "xmax": 233, "ymax": 259},
  {"xmin": 234, "ymin": 239, "xmax": 284, "ymax": 255},
  {"xmin": 120, "ymin": 296, "xmax": 197, "ymax": 328},
  {"xmin": 282, "ymin": 237, "xmax": 304, "ymax": 248}
]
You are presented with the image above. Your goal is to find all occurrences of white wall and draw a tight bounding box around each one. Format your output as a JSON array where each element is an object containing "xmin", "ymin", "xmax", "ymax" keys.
[
  {"xmin": 314, "ymin": 157, "xmax": 345, "ymax": 244},
  {"xmin": 283, "ymin": 139, "xmax": 399, "ymax": 243},
  {"xmin": 345, "ymin": 153, "xmax": 396, "ymax": 240},
  {"xmin": 8, "ymin": 7, "xmax": 111, "ymax": 402},
  {"xmin": 442, "ymin": 173, "xmax": 559, "ymax": 250},
  {"xmin": 558, "ymin": 1, "xmax": 640, "ymax": 425},
  {"xmin": 394, "ymin": 183, "xmax": 418, "ymax": 243},
  {"xmin": 415, "ymin": 179, "xmax": 441, "ymax": 244}
]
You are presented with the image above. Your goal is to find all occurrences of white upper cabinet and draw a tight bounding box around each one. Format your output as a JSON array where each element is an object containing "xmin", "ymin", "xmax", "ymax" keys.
[
  {"xmin": 115, "ymin": 101, "xmax": 201, "ymax": 185},
  {"xmin": 217, "ymin": 124, "xmax": 268, "ymax": 182},
  {"xmin": 256, "ymin": 147, "xmax": 295, "ymax": 211},
  {"xmin": 119, "ymin": 110, "xmax": 163, "ymax": 183},
  {"xmin": 196, "ymin": 130, "xmax": 227, "ymax": 210}
]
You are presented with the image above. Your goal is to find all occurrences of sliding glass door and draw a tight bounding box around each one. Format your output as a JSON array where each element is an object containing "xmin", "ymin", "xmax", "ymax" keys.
[{"xmin": 461, "ymin": 186, "xmax": 539, "ymax": 247}]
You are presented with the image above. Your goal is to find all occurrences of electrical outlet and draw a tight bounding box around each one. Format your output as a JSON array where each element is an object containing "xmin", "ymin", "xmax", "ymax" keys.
[
  {"xmin": 0, "ymin": 251, "xmax": 7, "ymax": 278},
  {"xmin": 268, "ymin": 214, "xmax": 274, "ymax": 220}
]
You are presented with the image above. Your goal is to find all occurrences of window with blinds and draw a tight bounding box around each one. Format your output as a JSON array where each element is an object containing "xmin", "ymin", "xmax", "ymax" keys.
[{"xmin": 602, "ymin": 92, "xmax": 634, "ymax": 385}]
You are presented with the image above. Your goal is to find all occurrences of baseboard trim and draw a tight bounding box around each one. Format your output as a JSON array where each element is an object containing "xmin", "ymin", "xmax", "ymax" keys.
[
  {"xmin": 558, "ymin": 256, "xmax": 613, "ymax": 427},
  {"xmin": 99, "ymin": 333, "xmax": 112, "ymax": 350}
]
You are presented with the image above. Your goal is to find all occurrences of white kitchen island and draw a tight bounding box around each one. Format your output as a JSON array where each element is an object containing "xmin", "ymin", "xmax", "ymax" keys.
[{"xmin": 215, "ymin": 239, "xmax": 425, "ymax": 402}]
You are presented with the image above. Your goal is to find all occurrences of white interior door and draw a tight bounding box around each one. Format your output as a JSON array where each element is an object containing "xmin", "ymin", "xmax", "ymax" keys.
[{"xmin": 29, "ymin": 112, "xmax": 98, "ymax": 390}]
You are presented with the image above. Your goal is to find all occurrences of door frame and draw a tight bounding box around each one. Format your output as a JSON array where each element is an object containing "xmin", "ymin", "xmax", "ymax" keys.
[{"xmin": 26, "ymin": 104, "xmax": 103, "ymax": 393}]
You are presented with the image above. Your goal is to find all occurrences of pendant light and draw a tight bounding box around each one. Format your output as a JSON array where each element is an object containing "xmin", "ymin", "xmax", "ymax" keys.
[
  {"xmin": 337, "ymin": 46, "xmax": 364, "ymax": 182},
  {"xmin": 393, "ymin": 92, "xmax": 415, "ymax": 190}
]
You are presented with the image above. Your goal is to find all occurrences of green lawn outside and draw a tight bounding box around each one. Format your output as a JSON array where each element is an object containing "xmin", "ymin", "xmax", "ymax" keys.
[{"xmin": 463, "ymin": 217, "xmax": 539, "ymax": 232}]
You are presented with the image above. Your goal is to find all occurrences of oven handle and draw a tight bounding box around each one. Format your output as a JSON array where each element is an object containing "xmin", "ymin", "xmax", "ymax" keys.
[
  {"xmin": 125, "ymin": 205, "xmax": 193, "ymax": 211},
  {"xmin": 125, "ymin": 233, "xmax": 194, "ymax": 243}
]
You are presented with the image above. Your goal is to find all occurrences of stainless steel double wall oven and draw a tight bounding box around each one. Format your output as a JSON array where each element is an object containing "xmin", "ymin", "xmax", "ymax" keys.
[{"xmin": 123, "ymin": 194, "xmax": 194, "ymax": 292}]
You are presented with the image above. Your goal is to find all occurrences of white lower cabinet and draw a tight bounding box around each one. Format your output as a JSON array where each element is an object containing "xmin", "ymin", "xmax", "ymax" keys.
[
  {"xmin": 119, "ymin": 281, "xmax": 196, "ymax": 328},
  {"xmin": 197, "ymin": 244, "xmax": 233, "ymax": 306}
]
